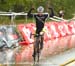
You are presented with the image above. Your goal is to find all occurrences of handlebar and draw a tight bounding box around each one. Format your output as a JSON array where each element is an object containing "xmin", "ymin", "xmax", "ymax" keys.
[{"xmin": 30, "ymin": 32, "xmax": 44, "ymax": 38}]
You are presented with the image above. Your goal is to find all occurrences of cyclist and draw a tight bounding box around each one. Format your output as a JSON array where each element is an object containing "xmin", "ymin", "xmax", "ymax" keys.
[
  {"xmin": 28, "ymin": 6, "xmax": 54, "ymax": 58},
  {"xmin": 58, "ymin": 10, "xmax": 64, "ymax": 18}
]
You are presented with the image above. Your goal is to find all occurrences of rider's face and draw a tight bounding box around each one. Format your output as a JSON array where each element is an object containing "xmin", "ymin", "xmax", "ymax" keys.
[{"xmin": 38, "ymin": 12, "xmax": 43, "ymax": 15}]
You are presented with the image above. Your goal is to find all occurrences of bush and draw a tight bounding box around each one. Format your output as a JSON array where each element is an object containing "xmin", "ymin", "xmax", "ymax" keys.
[
  {"xmin": 12, "ymin": 3, "xmax": 25, "ymax": 12},
  {"xmin": 0, "ymin": 0, "xmax": 75, "ymax": 19}
]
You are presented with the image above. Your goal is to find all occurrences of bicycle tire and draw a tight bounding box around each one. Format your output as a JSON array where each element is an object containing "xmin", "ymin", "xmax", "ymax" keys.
[
  {"xmin": 33, "ymin": 36, "xmax": 40, "ymax": 62},
  {"xmin": 36, "ymin": 36, "xmax": 40, "ymax": 62},
  {"xmin": 37, "ymin": 39, "xmax": 40, "ymax": 62}
]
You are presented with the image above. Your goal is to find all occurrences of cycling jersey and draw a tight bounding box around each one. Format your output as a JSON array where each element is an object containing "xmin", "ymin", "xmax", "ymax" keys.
[
  {"xmin": 28, "ymin": 8, "xmax": 48, "ymax": 35},
  {"xmin": 28, "ymin": 7, "xmax": 55, "ymax": 35}
]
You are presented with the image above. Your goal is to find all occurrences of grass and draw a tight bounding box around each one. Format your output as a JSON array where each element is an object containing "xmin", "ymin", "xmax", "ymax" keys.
[
  {"xmin": 0, "ymin": 17, "xmax": 34, "ymax": 25},
  {"xmin": 0, "ymin": 16, "xmax": 52, "ymax": 25}
]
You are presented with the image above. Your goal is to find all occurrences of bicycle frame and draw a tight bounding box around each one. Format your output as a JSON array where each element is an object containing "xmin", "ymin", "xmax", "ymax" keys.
[{"xmin": 31, "ymin": 33, "xmax": 44, "ymax": 62}]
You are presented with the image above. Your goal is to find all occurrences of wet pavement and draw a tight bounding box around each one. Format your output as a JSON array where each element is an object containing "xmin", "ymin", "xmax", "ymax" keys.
[
  {"xmin": 1, "ymin": 46, "xmax": 75, "ymax": 66},
  {"xmin": 0, "ymin": 45, "xmax": 75, "ymax": 66},
  {"xmin": 19, "ymin": 48, "xmax": 75, "ymax": 66}
]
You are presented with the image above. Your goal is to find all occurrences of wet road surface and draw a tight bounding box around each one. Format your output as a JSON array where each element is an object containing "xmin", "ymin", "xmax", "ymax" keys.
[{"xmin": 16, "ymin": 48, "xmax": 75, "ymax": 66}]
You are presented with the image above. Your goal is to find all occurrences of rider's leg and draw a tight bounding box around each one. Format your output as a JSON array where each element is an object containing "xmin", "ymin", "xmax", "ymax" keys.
[
  {"xmin": 32, "ymin": 45, "xmax": 36, "ymax": 56},
  {"xmin": 40, "ymin": 35, "xmax": 44, "ymax": 50},
  {"xmin": 32, "ymin": 37, "xmax": 38, "ymax": 62},
  {"xmin": 37, "ymin": 40, "xmax": 40, "ymax": 62},
  {"xmin": 32, "ymin": 45, "xmax": 37, "ymax": 62}
]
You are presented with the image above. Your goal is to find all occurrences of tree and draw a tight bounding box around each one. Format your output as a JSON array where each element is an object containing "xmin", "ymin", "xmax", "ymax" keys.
[{"xmin": 0, "ymin": 0, "xmax": 6, "ymax": 4}]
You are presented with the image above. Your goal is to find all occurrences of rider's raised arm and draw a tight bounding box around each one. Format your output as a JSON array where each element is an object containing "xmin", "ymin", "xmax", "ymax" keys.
[
  {"xmin": 48, "ymin": 7, "xmax": 55, "ymax": 17},
  {"xmin": 27, "ymin": 8, "xmax": 35, "ymax": 18}
]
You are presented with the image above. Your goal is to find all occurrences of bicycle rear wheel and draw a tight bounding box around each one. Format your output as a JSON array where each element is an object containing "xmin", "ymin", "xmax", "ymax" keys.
[
  {"xmin": 36, "ymin": 37, "xmax": 41, "ymax": 62},
  {"xmin": 37, "ymin": 47, "xmax": 40, "ymax": 62},
  {"xmin": 33, "ymin": 43, "xmax": 36, "ymax": 62},
  {"xmin": 33, "ymin": 36, "xmax": 41, "ymax": 62}
]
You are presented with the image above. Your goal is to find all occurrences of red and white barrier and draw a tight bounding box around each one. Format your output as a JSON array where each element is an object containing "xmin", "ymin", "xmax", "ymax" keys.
[{"xmin": 16, "ymin": 21, "xmax": 75, "ymax": 62}]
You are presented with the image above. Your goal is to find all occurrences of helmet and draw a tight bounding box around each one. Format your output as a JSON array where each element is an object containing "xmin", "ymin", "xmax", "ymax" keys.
[
  {"xmin": 59, "ymin": 10, "xmax": 63, "ymax": 14},
  {"xmin": 37, "ymin": 6, "xmax": 44, "ymax": 13}
]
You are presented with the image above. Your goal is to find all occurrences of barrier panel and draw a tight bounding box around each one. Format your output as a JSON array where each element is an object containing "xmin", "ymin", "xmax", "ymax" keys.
[
  {"xmin": 16, "ymin": 21, "xmax": 75, "ymax": 62},
  {"xmin": 56, "ymin": 22, "xmax": 70, "ymax": 37},
  {"xmin": 17, "ymin": 24, "xmax": 34, "ymax": 45},
  {"xmin": 25, "ymin": 23, "xmax": 36, "ymax": 34},
  {"xmin": 67, "ymin": 21, "xmax": 75, "ymax": 34},
  {"xmin": 45, "ymin": 22, "xmax": 60, "ymax": 39},
  {"xmin": 43, "ymin": 26, "xmax": 51, "ymax": 41},
  {"xmin": 68, "ymin": 35, "xmax": 75, "ymax": 48}
]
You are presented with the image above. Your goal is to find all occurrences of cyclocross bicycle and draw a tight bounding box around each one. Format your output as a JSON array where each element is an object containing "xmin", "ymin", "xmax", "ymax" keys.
[{"xmin": 30, "ymin": 33, "xmax": 44, "ymax": 63}]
